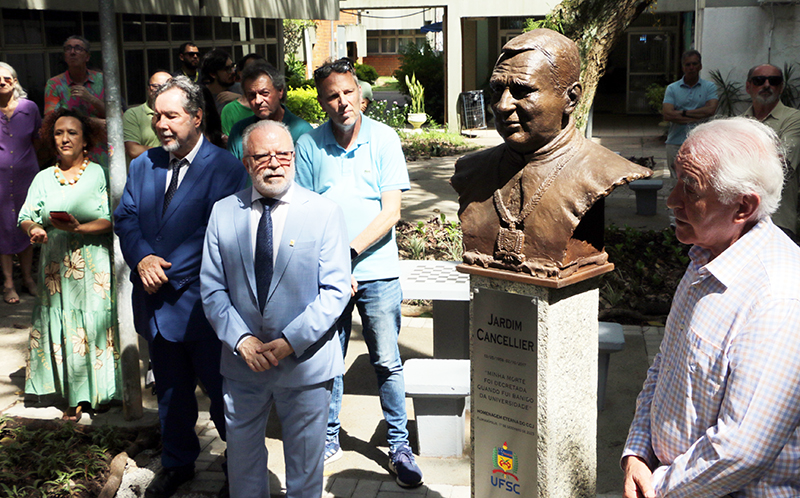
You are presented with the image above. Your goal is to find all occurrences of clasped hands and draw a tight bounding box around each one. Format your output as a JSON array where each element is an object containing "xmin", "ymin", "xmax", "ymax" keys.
[
  {"xmin": 137, "ymin": 254, "xmax": 172, "ymax": 294},
  {"xmin": 238, "ymin": 336, "xmax": 294, "ymax": 373}
]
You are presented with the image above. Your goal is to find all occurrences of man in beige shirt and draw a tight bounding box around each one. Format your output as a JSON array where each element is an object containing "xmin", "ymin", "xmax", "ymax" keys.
[{"xmin": 742, "ymin": 63, "xmax": 800, "ymax": 241}]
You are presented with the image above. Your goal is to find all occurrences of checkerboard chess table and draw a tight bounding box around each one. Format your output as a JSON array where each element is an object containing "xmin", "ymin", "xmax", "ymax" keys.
[{"xmin": 399, "ymin": 260, "xmax": 470, "ymax": 359}]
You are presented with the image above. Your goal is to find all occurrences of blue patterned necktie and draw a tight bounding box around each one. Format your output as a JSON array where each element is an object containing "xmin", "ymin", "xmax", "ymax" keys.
[
  {"xmin": 255, "ymin": 197, "xmax": 277, "ymax": 313},
  {"xmin": 163, "ymin": 158, "xmax": 187, "ymax": 214}
]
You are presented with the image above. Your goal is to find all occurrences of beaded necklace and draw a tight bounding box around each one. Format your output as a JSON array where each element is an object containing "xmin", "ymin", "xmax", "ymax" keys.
[{"xmin": 54, "ymin": 157, "xmax": 89, "ymax": 186}]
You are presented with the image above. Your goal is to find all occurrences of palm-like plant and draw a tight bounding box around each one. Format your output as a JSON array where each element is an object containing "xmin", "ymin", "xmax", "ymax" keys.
[
  {"xmin": 405, "ymin": 73, "xmax": 425, "ymax": 114},
  {"xmin": 709, "ymin": 69, "xmax": 746, "ymax": 117}
]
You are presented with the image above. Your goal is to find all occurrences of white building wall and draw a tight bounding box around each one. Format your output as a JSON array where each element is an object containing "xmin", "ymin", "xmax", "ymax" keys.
[
  {"xmin": 700, "ymin": 4, "xmax": 800, "ymax": 112},
  {"xmin": 359, "ymin": 8, "xmax": 441, "ymax": 30}
]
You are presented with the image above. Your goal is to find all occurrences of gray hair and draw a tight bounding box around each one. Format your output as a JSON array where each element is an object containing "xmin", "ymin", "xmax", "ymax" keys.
[
  {"xmin": 0, "ymin": 62, "xmax": 27, "ymax": 99},
  {"xmin": 240, "ymin": 62, "xmax": 286, "ymax": 102},
  {"xmin": 681, "ymin": 49, "xmax": 701, "ymax": 64},
  {"xmin": 242, "ymin": 119, "xmax": 293, "ymax": 155},
  {"xmin": 679, "ymin": 117, "xmax": 784, "ymax": 220},
  {"xmin": 154, "ymin": 75, "xmax": 204, "ymax": 118},
  {"xmin": 65, "ymin": 35, "xmax": 91, "ymax": 53}
]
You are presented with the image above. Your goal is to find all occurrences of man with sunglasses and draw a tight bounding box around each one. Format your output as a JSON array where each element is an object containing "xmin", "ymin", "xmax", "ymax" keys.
[
  {"xmin": 294, "ymin": 58, "xmax": 423, "ymax": 488},
  {"xmin": 742, "ymin": 64, "xmax": 800, "ymax": 241},
  {"xmin": 662, "ymin": 50, "xmax": 718, "ymax": 175},
  {"xmin": 176, "ymin": 42, "xmax": 201, "ymax": 84}
]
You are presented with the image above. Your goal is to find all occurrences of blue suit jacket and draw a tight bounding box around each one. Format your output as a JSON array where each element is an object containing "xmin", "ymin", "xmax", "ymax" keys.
[
  {"xmin": 200, "ymin": 186, "xmax": 350, "ymax": 387},
  {"xmin": 114, "ymin": 139, "xmax": 249, "ymax": 343}
]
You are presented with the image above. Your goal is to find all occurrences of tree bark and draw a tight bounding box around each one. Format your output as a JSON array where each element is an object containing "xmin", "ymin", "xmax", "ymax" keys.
[{"xmin": 547, "ymin": 0, "xmax": 657, "ymax": 131}]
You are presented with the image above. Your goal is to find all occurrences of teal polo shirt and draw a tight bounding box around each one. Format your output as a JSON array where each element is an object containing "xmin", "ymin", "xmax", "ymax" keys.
[{"xmin": 294, "ymin": 115, "xmax": 410, "ymax": 281}]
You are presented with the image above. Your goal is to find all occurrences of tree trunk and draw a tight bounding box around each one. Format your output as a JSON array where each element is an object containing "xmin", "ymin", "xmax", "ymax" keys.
[{"xmin": 548, "ymin": 0, "xmax": 657, "ymax": 131}]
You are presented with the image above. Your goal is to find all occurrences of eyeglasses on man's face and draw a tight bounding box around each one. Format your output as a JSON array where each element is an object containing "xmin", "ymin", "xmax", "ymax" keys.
[
  {"xmin": 750, "ymin": 75, "xmax": 783, "ymax": 87},
  {"xmin": 183, "ymin": 51, "xmax": 200, "ymax": 58},
  {"xmin": 245, "ymin": 151, "xmax": 294, "ymax": 166},
  {"xmin": 64, "ymin": 44, "xmax": 87, "ymax": 54}
]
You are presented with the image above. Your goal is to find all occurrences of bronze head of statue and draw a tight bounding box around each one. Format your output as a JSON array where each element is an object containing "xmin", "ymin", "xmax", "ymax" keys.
[{"xmin": 452, "ymin": 29, "xmax": 652, "ymax": 281}]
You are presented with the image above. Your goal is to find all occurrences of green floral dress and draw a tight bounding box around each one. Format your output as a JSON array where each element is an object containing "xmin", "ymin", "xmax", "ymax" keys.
[{"xmin": 18, "ymin": 162, "xmax": 121, "ymax": 408}]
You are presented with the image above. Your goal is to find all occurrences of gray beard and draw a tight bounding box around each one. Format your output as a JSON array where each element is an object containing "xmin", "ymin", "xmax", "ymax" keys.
[{"xmin": 755, "ymin": 92, "xmax": 780, "ymax": 106}]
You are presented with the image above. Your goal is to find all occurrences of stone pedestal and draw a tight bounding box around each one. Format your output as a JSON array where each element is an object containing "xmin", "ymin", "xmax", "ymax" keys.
[{"xmin": 467, "ymin": 272, "xmax": 598, "ymax": 498}]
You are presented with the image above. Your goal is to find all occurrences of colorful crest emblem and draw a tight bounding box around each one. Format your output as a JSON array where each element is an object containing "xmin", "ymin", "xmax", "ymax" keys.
[{"xmin": 492, "ymin": 442, "xmax": 519, "ymax": 481}]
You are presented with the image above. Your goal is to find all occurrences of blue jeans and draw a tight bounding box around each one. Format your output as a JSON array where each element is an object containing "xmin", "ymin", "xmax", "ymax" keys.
[{"xmin": 327, "ymin": 278, "xmax": 409, "ymax": 451}]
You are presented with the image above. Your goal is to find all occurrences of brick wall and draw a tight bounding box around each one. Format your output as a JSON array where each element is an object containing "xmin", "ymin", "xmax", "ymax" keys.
[
  {"xmin": 310, "ymin": 12, "xmax": 361, "ymax": 73},
  {"xmin": 363, "ymin": 54, "xmax": 403, "ymax": 77}
]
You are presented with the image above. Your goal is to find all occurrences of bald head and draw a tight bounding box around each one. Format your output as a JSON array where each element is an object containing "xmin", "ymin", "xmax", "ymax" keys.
[{"xmin": 148, "ymin": 71, "xmax": 172, "ymax": 108}]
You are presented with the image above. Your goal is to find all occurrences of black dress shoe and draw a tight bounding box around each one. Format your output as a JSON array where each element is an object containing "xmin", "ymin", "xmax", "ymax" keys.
[{"xmin": 145, "ymin": 464, "xmax": 195, "ymax": 498}]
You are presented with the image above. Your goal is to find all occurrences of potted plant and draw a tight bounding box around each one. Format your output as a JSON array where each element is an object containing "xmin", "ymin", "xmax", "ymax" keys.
[{"xmin": 406, "ymin": 73, "xmax": 427, "ymax": 129}]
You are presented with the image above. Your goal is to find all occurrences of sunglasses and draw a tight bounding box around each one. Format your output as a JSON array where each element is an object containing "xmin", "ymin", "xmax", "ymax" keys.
[
  {"xmin": 750, "ymin": 75, "xmax": 783, "ymax": 86},
  {"xmin": 313, "ymin": 58, "xmax": 354, "ymax": 80}
]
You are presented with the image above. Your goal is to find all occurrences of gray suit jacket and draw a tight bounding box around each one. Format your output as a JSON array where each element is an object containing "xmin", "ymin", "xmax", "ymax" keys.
[{"xmin": 200, "ymin": 185, "xmax": 350, "ymax": 386}]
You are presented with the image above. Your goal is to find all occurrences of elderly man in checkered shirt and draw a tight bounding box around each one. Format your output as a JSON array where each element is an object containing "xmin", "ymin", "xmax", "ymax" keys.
[{"xmin": 622, "ymin": 117, "xmax": 800, "ymax": 498}]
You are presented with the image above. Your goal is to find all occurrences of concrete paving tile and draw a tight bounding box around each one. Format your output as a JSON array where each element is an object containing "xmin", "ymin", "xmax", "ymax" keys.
[
  {"xmin": 379, "ymin": 480, "xmax": 427, "ymax": 494},
  {"xmin": 424, "ymin": 483, "xmax": 453, "ymax": 497},
  {"xmin": 327, "ymin": 476, "xmax": 358, "ymax": 497},
  {"xmin": 353, "ymin": 480, "xmax": 382, "ymax": 497},
  {"xmin": 448, "ymin": 486, "xmax": 471, "ymax": 498}
]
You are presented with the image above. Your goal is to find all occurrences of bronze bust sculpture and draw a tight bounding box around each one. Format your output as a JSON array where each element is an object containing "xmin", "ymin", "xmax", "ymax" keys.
[{"xmin": 452, "ymin": 29, "xmax": 652, "ymax": 280}]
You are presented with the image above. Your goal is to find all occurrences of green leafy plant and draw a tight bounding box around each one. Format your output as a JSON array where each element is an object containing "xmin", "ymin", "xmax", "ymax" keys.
[
  {"xmin": 645, "ymin": 83, "xmax": 666, "ymax": 114},
  {"xmin": 365, "ymin": 99, "xmax": 408, "ymax": 129},
  {"xmin": 709, "ymin": 69, "xmax": 746, "ymax": 117},
  {"xmin": 0, "ymin": 418, "xmax": 138, "ymax": 497},
  {"xmin": 285, "ymin": 86, "xmax": 327, "ymax": 124},
  {"xmin": 397, "ymin": 129, "xmax": 478, "ymax": 161},
  {"xmin": 408, "ymin": 235, "xmax": 426, "ymax": 260},
  {"xmin": 780, "ymin": 62, "xmax": 800, "ymax": 109},
  {"xmin": 405, "ymin": 73, "xmax": 426, "ymax": 114},
  {"xmin": 355, "ymin": 63, "xmax": 379, "ymax": 85},
  {"xmin": 393, "ymin": 43, "xmax": 444, "ymax": 124}
]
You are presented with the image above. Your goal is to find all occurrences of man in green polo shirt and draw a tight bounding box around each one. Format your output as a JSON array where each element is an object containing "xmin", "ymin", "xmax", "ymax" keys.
[{"xmin": 123, "ymin": 70, "xmax": 171, "ymax": 160}]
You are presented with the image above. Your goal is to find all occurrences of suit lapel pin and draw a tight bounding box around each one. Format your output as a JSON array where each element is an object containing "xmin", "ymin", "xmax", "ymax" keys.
[{"xmin": 290, "ymin": 239, "xmax": 295, "ymax": 246}]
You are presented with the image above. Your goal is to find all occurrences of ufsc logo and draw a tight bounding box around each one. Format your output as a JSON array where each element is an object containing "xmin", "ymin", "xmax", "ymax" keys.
[{"xmin": 491, "ymin": 442, "xmax": 520, "ymax": 494}]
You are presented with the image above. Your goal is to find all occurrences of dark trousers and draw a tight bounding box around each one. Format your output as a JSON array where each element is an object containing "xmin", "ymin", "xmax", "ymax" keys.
[{"xmin": 150, "ymin": 333, "xmax": 226, "ymax": 468}]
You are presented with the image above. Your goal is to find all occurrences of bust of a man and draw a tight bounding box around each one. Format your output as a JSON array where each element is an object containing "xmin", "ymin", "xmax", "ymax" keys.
[{"xmin": 451, "ymin": 29, "xmax": 651, "ymax": 279}]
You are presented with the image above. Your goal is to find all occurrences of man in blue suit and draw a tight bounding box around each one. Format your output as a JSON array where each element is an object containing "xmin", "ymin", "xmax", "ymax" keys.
[
  {"xmin": 114, "ymin": 76, "xmax": 248, "ymax": 498},
  {"xmin": 201, "ymin": 119, "xmax": 351, "ymax": 498}
]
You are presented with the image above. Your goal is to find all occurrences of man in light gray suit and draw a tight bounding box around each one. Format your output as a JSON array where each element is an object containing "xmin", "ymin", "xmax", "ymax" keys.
[{"xmin": 200, "ymin": 119, "xmax": 352, "ymax": 498}]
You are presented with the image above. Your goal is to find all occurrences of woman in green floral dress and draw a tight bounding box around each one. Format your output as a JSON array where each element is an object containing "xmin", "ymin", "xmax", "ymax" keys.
[{"xmin": 18, "ymin": 109, "xmax": 120, "ymax": 421}]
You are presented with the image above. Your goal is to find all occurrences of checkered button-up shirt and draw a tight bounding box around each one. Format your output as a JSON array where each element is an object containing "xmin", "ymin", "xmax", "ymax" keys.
[{"xmin": 623, "ymin": 219, "xmax": 800, "ymax": 497}]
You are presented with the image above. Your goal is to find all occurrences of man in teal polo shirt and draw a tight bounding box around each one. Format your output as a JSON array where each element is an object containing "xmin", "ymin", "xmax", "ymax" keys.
[
  {"xmin": 662, "ymin": 50, "xmax": 718, "ymax": 174},
  {"xmin": 294, "ymin": 58, "xmax": 423, "ymax": 489},
  {"xmin": 123, "ymin": 70, "xmax": 171, "ymax": 160},
  {"xmin": 227, "ymin": 63, "xmax": 312, "ymax": 159}
]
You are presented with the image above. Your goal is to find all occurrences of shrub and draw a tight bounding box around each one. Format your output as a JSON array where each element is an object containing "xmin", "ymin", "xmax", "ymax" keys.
[
  {"xmin": 365, "ymin": 99, "xmax": 408, "ymax": 129},
  {"xmin": 397, "ymin": 129, "xmax": 478, "ymax": 161},
  {"xmin": 355, "ymin": 63, "xmax": 379, "ymax": 84},
  {"xmin": 285, "ymin": 53, "xmax": 314, "ymax": 90},
  {"xmin": 285, "ymin": 87, "xmax": 326, "ymax": 124},
  {"xmin": 393, "ymin": 43, "xmax": 444, "ymax": 124}
]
